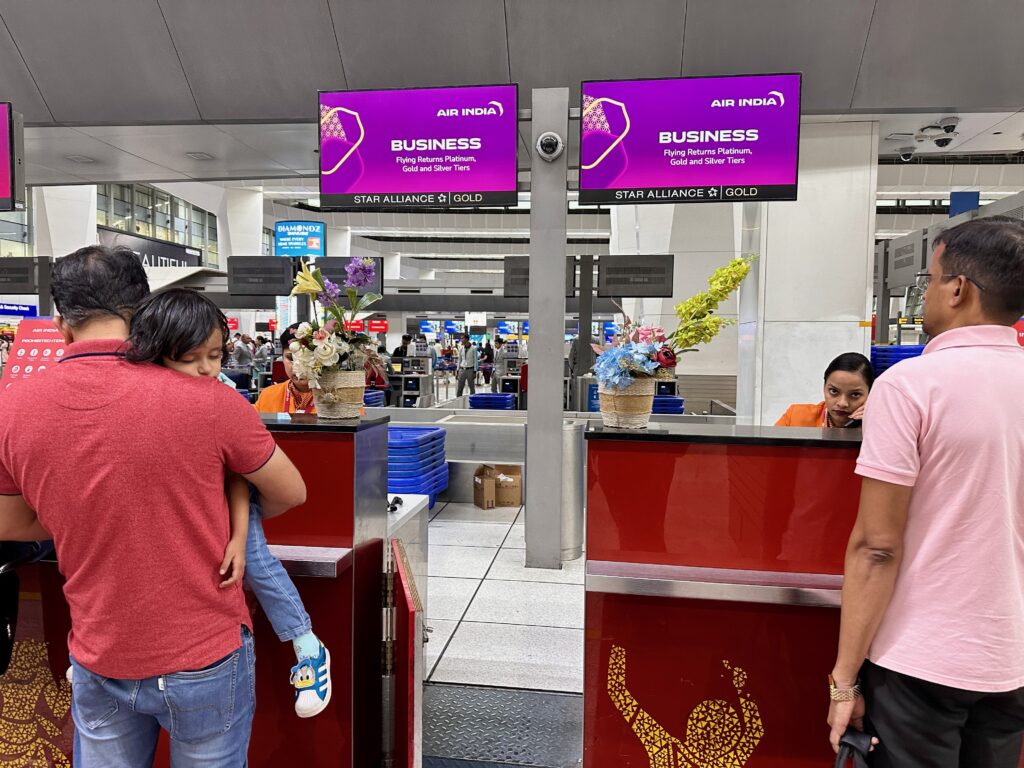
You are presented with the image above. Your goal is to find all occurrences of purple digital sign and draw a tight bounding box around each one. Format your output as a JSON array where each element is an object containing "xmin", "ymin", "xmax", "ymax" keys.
[
  {"xmin": 579, "ymin": 74, "xmax": 801, "ymax": 205},
  {"xmin": 319, "ymin": 84, "xmax": 518, "ymax": 209},
  {"xmin": 0, "ymin": 103, "xmax": 11, "ymax": 212}
]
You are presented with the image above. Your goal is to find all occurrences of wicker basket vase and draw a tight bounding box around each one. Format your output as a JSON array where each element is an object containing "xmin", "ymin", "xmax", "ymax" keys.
[
  {"xmin": 312, "ymin": 369, "xmax": 365, "ymax": 420},
  {"xmin": 598, "ymin": 376, "xmax": 656, "ymax": 429}
]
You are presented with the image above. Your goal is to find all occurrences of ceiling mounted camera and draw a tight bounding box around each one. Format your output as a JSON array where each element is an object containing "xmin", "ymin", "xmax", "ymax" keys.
[
  {"xmin": 535, "ymin": 131, "xmax": 565, "ymax": 162},
  {"xmin": 938, "ymin": 117, "xmax": 961, "ymax": 134},
  {"xmin": 933, "ymin": 134, "xmax": 958, "ymax": 149},
  {"xmin": 898, "ymin": 146, "xmax": 916, "ymax": 162}
]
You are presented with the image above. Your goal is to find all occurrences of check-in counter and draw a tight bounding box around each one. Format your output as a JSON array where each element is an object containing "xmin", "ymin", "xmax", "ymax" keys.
[
  {"xmin": 582, "ymin": 424, "xmax": 862, "ymax": 768},
  {"xmin": 38, "ymin": 415, "xmax": 409, "ymax": 768}
]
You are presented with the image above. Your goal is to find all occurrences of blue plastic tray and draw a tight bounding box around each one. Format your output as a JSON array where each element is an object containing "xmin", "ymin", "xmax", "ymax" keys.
[
  {"xmin": 388, "ymin": 440, "xmax": 446, "ymax": 465},
  {"xmin": 388, "ymin": 454, "xmax": 447, "ymax": 477},
  {"xmin": 388, "ymin": 464, "xmax": 449, "ymax": 493},
  {"xmin": 387, "ymin": 426, "xmax": 447, "ymax": 449}
]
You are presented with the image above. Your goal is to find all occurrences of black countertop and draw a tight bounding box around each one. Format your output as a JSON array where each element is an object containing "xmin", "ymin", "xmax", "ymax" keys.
[
  {"xmin": 585, "ymin": 423, "xmax": 862, "ymax": 448},
  {"xmin": 261, "ymin": 414, "xmax": 390, "ymax": 432}
]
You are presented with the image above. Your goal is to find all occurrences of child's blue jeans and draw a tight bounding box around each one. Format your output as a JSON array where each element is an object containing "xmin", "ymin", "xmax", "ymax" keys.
[{"xmin": 245, "ymin": 498, "xmax": 312, "ymax": 642}]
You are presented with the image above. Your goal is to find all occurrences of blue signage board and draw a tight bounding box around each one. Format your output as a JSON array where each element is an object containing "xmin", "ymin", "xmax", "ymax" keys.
[
  {"xmin": 0, "ymin": 302, "xmax": 37, "ymax": 317},
  {"xmin": 586, "ymin": 381, "xmax": 601, "ymax": 412},
  {"xmin": 274, "ymin": 221, "xmax": 326, "ymax": 258},
  {"xmin": 496, "ymin": 321, "xmax": 516, "ymax": 336},
  {"xmin": 603, "ymin": 322, "xmax": 618, "ymax": 335},
  {"xmin": 419, "ymin": 320, "xmax": 440, "ymax": 334},
  {"xmin": 444, "ymin": 320, "xmax": 461, "ymax": 334},
  {"xmin": 522, "ymin": 321, "xmax": 529, "ymax": 335}
]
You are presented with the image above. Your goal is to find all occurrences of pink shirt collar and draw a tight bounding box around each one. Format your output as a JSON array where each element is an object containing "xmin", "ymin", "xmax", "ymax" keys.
[{"xmin": 923, "ymin": 324, "xmax": 1018, "ymax": 355}]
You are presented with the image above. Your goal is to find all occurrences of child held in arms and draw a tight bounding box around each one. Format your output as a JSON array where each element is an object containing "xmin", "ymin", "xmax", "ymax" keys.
[{"xmin": 126, "ymin": 288, "xmax": 331, "ymax": 718}]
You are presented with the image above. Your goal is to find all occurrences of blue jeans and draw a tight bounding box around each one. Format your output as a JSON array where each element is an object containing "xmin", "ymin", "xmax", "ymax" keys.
[
  {"xmin": 245, "ymin": 498, "xmax": 312, "ymax": 643},
  {"xmin": 71, "ymin": 627, "xmax": 255, "ymax": 768}
]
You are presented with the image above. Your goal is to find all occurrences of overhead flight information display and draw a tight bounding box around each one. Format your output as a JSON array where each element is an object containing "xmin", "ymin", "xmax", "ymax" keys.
[
  {"xmin": 319, "ymin": 84, "xmax": 519, "ymax": 209},
  {"xmin": 579, "ymin": 74, "xmax": 801, "ymax": 205}
]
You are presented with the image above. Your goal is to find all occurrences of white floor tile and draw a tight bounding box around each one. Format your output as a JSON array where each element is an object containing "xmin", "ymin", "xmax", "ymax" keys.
[
  {"xmin": 431, "ymin": 622, "xmax": 583, "ymax": 693},
  {"xmin": 486, "ymin": 548, "xmax": 585, "ymax": 585},
  {"xmin": 423, "ymin": 618, "xmax": 458, "ymax": 679},
  {"xmin": 502, "ymin": 523, "xmax": 525, "ymax": 550},
  {"xmin": 428, "ymin": 545, "xmax": 497, "ymax": 579},
  {"xmin": 427, "ymin": 576, "xmax": 480, "ymax": 621},
  {"xmin": 429, "ymin": 521, "xmax": 512, "ymax": 548},
  {"xmin": 464, "ymin": 579, "xmax": 584, "ymax": 629},
  {"xmin": 433, "ymin": 502, "xmax": 521, "ymax": 524}
]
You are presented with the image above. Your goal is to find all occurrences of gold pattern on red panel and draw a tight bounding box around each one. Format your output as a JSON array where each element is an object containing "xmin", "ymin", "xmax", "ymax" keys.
[
  {"xmin": 608, "ymin": 646, "xmax": 764, "ymax": 768},
  {"xmin": 0, "ymin": 640, "xmax": 72, "ymax": 767}
]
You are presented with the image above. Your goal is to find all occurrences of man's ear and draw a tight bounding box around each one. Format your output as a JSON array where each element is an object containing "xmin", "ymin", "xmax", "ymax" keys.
[{"xmin": 53, "ymin": 316, "xmax": 75, "ymax": 345}]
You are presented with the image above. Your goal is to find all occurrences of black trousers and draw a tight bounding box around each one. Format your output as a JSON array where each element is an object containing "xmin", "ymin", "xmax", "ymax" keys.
[{"xmin": 863, "ymin": 660, "xmax": 1024, "ymax": 768}]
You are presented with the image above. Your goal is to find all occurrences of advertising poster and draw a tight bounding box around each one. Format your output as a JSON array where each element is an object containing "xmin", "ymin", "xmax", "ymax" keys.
[
  {"xmin": 2, "ymin": 318, "xmax": 65, "ymax": 389},
  {"xmin": 0, "ymin": 103, "xmax": 10, "ymax": 211},
  {"xmin": 274, "ymin": 221, "xmax": 325, "ymax": 258},
  {"xmin": 579, "ymin": 74, "xmax": 801, "ymax": 205},
  {"xmin": 319, "ymin": 84, "xmax": 518, "ymax": 208}
]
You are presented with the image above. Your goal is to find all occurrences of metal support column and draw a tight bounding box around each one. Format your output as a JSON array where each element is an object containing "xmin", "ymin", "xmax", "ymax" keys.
[
  {"xmin": 873, "ymin": 243, "xmax": 890, "ymax": 345},
  {"xmin": 36, "ymin": 258, "xmax": 53, "ymax": 317},
  {"xmin": 525, "ymin": 88, "xmax": 569, "ymax": 570},
  {"xmin": 577, "ymin": 254, "xmax": 594, "ymax": 373}
]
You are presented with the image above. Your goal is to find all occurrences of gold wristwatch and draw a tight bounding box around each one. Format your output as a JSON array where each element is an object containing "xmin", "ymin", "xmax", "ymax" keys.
[{"xmin": 828, "ymin": 674, "xmax": 861, "ymax": 702}]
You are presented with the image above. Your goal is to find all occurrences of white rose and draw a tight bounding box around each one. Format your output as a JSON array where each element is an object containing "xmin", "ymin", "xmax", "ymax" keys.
[
  {"xmin": 295, "ymin": 322, "xmax": 313, "ymax": 340},
  {"xmin": 288, "ymin": 340, "xmax": 302, "ymax": 354},
  {"xmin": 314, "ymin": 340, "xmax": 338, "ymax": 362}
]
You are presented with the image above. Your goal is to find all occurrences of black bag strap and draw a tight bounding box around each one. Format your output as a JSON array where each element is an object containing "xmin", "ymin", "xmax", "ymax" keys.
[{"xmin": 834, "ymin": 727, "xmax": 874, "ymax": 768}]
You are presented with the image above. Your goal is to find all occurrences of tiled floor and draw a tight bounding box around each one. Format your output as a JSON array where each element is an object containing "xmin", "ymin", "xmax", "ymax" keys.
[{"xmin": 424, "ymin": 502, "xmax": 585, "ymax": 694}]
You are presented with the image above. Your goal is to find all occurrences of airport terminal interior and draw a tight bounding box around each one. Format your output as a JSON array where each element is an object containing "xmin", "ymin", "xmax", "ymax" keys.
[{"xmin": 1, "ymin": 1, "xmax": 1024, "ymax": 767}]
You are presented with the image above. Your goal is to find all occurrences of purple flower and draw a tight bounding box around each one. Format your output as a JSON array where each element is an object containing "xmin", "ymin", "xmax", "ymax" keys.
[
  {"xmin": 317, "ymin": 277, "xmax": 342, "ymax": 306},
  {"xmin": 344, "ymin": 257, "xmax": 376, "ymax": 289}
]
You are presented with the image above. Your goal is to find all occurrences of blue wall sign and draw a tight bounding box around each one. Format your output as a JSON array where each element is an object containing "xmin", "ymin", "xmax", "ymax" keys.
[
  {"xmin": 274, "ymin": 221, "xmax": 326, "ymax": 258},
  {"xmin": 444, "ymin": 320, "xmax": 461, "ymax": 334},
  {"xmin": 419, "ymin": 320, "xmax": 440, "ymax": 334},
  {"xmin": 522, "ymin": 321, "xmax": 529, "ymax": 335},
  {"xmin": 586, "ymin": 382, "xmax": 601, "ymax": 412},
  {"xmin": 0, "ymin": 302, "xmax": 37, "ymax": 317}
]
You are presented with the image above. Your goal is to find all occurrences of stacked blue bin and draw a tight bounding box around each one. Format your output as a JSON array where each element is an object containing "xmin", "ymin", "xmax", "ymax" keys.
[
  {"xmin": 653, "ymin": 395, "xmax": 685, "ymax": 415},
  {"xmin": 871, "ymin": 345, "xmax": 925, "ymax": 376},
  {"xmin": 468, "ymin": 393, "xmax": 516, "ymax": 410},
  {"xmin": 388, "ymin": 426, "xmax": 448, "ymax": 509},
  {"xmin": 363, "ymin": 389, "xmax": 385, "ymax": 407}
]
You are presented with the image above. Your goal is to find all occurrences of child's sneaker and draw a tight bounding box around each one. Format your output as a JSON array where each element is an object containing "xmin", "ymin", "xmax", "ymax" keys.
[{"xmin": 290, "ymin": 643, "xmax": 331, "ymax": 718}]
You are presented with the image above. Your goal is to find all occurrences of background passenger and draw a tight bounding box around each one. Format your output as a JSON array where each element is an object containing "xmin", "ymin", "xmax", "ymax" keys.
[
  {"xmin": 776, "ymin": 353, "xmax": 874, "ymax": 428},
  {"xmin": 254, "ymin": 323, "xmax": 316, "ymax": 414}
]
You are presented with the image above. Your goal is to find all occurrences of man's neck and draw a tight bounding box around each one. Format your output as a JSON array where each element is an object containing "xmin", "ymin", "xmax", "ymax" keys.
[{"xmin": 71, "ymin": 318, "xmax": 130, "ymax": 343}]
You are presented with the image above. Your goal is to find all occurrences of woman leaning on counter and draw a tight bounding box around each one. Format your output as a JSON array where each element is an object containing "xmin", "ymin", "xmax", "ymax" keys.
[
  {"xmin": 254, "ymin": 323, "xmax": 317, "ymax": 414},
  {"xmin": 776, "ymin": 353, "xmax": 874, "ymax": 428}
]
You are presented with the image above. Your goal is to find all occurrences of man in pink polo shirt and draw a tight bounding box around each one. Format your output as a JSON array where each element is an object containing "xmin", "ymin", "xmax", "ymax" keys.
[
  {"xmin": 828, "ymin": 217, "xmax": 1024, "ymax": 765},
  {"xmin": 0, "ymin": 245, "xmax": 307, "ymax": 767}
]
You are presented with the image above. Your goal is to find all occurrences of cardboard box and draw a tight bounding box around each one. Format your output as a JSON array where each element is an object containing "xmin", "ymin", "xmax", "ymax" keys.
[
  {"xmin": 473, "ymin": 466, "xmax": 496, "ymax": 510},
  {"xmin": 491, "ymin": 464, "xmax": 522, "ymax": 508}
]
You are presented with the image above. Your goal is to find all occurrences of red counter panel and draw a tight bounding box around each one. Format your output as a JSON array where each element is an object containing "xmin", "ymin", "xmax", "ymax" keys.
[
  {"xmin": 262, "ymin": 432, "xmax": 355, "ymax": 548},
  {"xmin": 587, "ymin": 440, "xmax": 861, "ymax": 574},
  {"xmin": 584, "ymin": 591, "xmax": 840, "ymax": 768}
]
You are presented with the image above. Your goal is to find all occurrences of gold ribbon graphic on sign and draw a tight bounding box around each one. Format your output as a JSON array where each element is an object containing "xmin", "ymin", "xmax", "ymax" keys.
[
  {"xmin": 321, "ymin": 106, "xmax": 365, "ymax": 176},
  {"xmin": 607, "ymin": 645, "xmax": 764, "ymax": 768},
  {"xmin": 580, "ymin": 97, "xmax": 630, "ymax": 171}
]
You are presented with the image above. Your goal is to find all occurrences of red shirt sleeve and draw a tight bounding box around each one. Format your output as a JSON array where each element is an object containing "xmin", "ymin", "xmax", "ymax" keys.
[
  {"xmin": 213, "ymin": 385, "xmax": 277, "ymax": 475},
  {"xmin": 0, "ymin": 402, "xmax": 19, "ymax": 495},
  {"xmin": 856, "ymin": 379, "xmax": 922, "ymax": 487}
]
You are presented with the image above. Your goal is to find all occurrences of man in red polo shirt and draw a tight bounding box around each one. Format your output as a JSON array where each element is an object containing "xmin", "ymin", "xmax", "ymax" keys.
[{"xmin": 0, "ymin": 245, "xmax": 306, "ymax": 767}]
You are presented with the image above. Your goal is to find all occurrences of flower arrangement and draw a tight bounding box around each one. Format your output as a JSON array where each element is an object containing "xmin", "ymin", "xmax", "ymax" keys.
[
  {"xmin": 288, "ymin": 257, "xmax": 385, "ymax": 388},
  {"xmin": 591, "ymin": 255, "xmax": 754, "ymax": 391}
]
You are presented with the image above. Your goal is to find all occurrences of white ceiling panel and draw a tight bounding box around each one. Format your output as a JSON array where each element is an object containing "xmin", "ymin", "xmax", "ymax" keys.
[
  {"xmin": 159, "ymin": 0, "xmax": 346, "ymax": 121},
  {"xmin": 330, "ymin": 0, "xmax": 510, "ymax": 90},
  {"xmin": 507, "ymin": 0, "xmax": 686, "ymax": 105},
  {"xmin": 0, "ymin": 20, "xmax": 51, "ymax": 123},
  {"xmin": 681, "ymin": 0, "xmax": 874, "ymax": 111},
  {"xmin": 0, "ymin": 0, "xmax": 200, "ymax": 123},
  {"xmin": 74, "ymin": 124, "xmax": 293, "ymax": 178},
  {"xmin": 24, "ymin": 130, "xmax": 187, "ymax": 182},
  {"xmin": 215, "ymin": 124, "xmax": 319, "ymax": 173},
  {"xmin": 854, "ymin": 0, "xmax": 1024, "ymax": 111},
  {"xmin": 955, "ymin": 112, "xmax": 1024, "ymax": 154}
]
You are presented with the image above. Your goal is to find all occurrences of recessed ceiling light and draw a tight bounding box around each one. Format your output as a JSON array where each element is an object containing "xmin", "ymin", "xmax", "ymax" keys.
[
  {"xmin": 185, "ymin": 152, "xmax": 214, "ymax": 161},
  {"xmin": 65, "ymin": 154, "xmax": 95, "ymax": 164}
]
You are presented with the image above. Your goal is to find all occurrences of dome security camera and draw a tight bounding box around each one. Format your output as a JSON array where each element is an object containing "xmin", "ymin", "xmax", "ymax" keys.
[
  {"xmin": 938, "ymin": 117, "xmax": 960, "ymax": 134},
  {"xmin": 898, "ymin": 146, "xmax": 916, "ymax": 162},
  {"xmin": 933, "ymin": 135, "xmax": 958, "ymax": 149},
  {"xmin": 536, "ymin": 132, "xmax": 565, "ymax": 162}
]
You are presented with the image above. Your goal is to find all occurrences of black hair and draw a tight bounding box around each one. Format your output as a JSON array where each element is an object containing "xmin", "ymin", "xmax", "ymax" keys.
[
  {"xmin": 280, "ymin": 322, "xmax": 301, "ymax": 350},
  {"xmin": 126, "ymin": 288, "xmax": 228, "ymax": 364},
  {"xmin": 824, "ymin": 353, "xmax": 874, "ymax": 390},
  {"xmin": 402, "ymin": 334, "xmax": 412, "ymax": 343},
  {"xmin": 51, "ymin": 245, "xmax": 150, "ymax": 327},
  {"xmin": 377, "ymin": 345, "xmax": 387, "ymax": 354},
  {"xmin": 933, "ymin": 216, "xmax": 1024, "ymax": 322}
]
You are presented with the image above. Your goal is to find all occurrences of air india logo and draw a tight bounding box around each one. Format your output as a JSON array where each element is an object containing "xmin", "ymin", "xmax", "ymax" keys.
[{"xmin": 608, "ymin": 645, "xmax": 764, "ymax": 768}]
